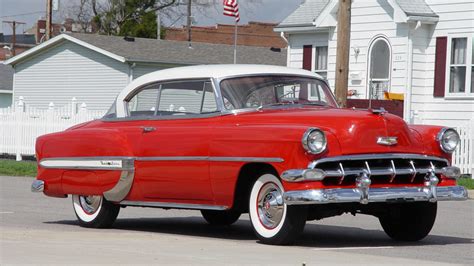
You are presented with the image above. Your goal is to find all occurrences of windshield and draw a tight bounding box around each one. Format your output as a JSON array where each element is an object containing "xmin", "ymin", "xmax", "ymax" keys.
[{"xmin": 220, "ymin": 76, "xmax": 338, "ymax": 110}]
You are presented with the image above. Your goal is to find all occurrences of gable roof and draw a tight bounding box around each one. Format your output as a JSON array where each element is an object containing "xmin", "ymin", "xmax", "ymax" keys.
[
  {"xmin": 275, "ymin": 0, "xmax": 438, "ymax": 31},
  {"xmin": 395, "ymin": 0, "xmax": 437, "ymax": 17},
  {"xmin": 0, "ymin": 64, "xmax": 14, "ymax": 91},
  {"xmin": 276, "ymin": 0, "xmax": 331, "ymax": 29},
  {"xmin": 4, "ymin": 33, "xmax": 286, "ymax": 67}
]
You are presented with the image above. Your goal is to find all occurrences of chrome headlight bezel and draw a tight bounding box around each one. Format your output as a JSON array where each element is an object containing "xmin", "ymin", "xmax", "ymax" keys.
[
  {"xmin": 437, "ymin": 128, "xmax": 460, "ymax": 154},
  {"xmin": 302, "ymin": 128, "xmax": 327, "ymax": 154}
]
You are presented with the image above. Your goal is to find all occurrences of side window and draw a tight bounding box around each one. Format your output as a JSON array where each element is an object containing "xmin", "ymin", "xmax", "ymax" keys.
[
  {"xmin": 127, "ymin": 85, "xmax": 159, "ymax": 117},
  {"xmin": 308, "ymin": 80, "xmax": 330, "ymax": 103},
  {"xmin": 158, "ymin": 81, "xmax": 218, "ymax": 115}
]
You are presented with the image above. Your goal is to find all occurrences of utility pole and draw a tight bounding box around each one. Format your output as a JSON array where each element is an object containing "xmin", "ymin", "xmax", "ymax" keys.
[
  {"xmin": 2, "ymin": 20, "xmax": 26, "ymax": 56},
  {"xmin": 187, "ymin": 0, "xmax": 192, "ymax": 44},
  {"xmin": 45, "ymin": 0, "xmax": 53, "ymax": 41},
  {"xmin": 334, "ymin": 0, "xmax": 352, "ymax": 107}
]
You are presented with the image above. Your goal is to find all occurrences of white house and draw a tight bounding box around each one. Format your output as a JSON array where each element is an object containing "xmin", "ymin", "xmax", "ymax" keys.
[
  {"xmin": 3, "ymin": 33, "xmax": 286, "ymax": 111},
  {"xmin": 275, "ymin": 0, "xmax": 474, "ymax": 129}
]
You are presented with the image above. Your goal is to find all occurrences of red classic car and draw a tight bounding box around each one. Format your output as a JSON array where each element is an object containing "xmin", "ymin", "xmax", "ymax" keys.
[{"xmin": 32, "ymin": 65, "xmax": 467, "ymax": 245}]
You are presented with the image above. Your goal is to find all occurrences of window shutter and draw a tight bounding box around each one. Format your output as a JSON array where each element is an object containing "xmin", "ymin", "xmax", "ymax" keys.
[
  {"xmin": 303, "ymin": 45, "xmax": 312, "ymax": 71},
  {"xmin": 433, "ymin": 37, "xmax": 447, "ymax": 98}
]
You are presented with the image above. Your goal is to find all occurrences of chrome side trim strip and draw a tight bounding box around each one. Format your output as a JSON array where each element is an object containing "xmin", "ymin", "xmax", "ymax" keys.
[
  {"xmin": 120, "ymin": 200, "xmax": 228, "ymax": 210},
  {"xmin": 283, "ymin": 186, "xmax": 468, "ymax": 205},
  {"xmin": 39, "ymin": 157, "xmax": 135, "ymax": 170},
  {"xmin": 308, "ymin": 153, "xmax": 448, "ymax": 168},
  {"xmin": 136, "ymin": 156, "xmax": 209, "ymax": 161},
  {"xmin": 209, "ymin": 157, "xmax": 284, "ymax": 163},
  {"xmin": 103, "ymin": 159, "xmax": 135, "ymax": 202},
  {"xmin": 40, "ymin": 156, "xmax": 284, "ymax": 169}
]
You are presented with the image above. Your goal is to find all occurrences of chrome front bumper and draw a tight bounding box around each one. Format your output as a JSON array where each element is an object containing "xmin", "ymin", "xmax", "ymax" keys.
[
  {"xmin": 283, "ymin": 185, "xmax": 468, "ymax": 205},
  {"xmin": 31, "ymin": 180, "xmax": 44, "ymax": 192}
]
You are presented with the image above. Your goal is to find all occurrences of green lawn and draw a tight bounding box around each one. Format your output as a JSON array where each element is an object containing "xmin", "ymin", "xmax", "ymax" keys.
[
  {"xmin": 457, "ymin": 176, "xmax": 474, "ymax": 190},
  {"xmin": 0, "ymin": 159, "xmax": 37, "ymax": 177}
]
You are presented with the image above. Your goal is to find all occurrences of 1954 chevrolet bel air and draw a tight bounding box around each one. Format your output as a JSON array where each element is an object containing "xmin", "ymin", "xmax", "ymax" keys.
[{"xmin": 32, "ymin": 64, "xmax": 468, "ymax": 245}]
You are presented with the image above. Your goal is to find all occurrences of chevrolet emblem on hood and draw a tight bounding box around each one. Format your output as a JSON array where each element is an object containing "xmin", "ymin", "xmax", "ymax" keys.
[{"xmin": 377, "ymin": 136, "xmax": 398, "ymax": 146}]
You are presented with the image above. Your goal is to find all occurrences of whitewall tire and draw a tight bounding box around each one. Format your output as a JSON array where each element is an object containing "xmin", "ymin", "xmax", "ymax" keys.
[
  {"xmin": 249, "ymin": 174, "xmax": 307, "ymax": 245},
  {"xmin": 72, "ymin": 195, "xmax": 120, "ymax": 228}
]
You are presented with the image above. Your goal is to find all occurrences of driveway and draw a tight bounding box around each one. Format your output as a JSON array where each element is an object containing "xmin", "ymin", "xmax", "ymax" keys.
[{"xmin": 1, "ymin": 176, "xmax": 473, "ymax": 264}]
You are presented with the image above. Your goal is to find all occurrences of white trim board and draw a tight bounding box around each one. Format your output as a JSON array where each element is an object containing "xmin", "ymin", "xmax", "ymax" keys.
[{"xmin": 3, "ymin": 34, "xmax": 126, "ymax": 66}]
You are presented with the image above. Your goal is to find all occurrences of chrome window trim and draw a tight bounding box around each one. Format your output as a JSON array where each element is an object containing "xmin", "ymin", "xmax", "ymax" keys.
[
  {"xmin": 215, "ymin": 74, "xmax": 338, "ymax": 115},
  {"xmin": 308, "ymin": 153, "xmax": 449, "ymax": 169}
]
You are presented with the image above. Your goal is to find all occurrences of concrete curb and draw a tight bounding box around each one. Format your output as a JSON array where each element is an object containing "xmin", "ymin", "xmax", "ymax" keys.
[{"xmin": 468, "ymin": 190, "xmax": 474, "ymax": 199}]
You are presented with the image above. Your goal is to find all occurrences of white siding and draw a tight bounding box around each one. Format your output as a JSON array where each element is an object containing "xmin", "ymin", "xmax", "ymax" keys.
[
  {"xmin": 286, "ymin": 1, "xmax": 409, "ymax": 98},
  {"xmin": 411, "ymin": 0, "xmax": 474, "ymax": 127},
  {"xmin": 13, "ymin": 41, "xmax": 129, "ymax": 110},
  {"xmin": 287, "ymin": 33, "xmax": 329, "ymax": 69},
  {"xmin": 328, "ymin": 0, "xmax": 409, "ymax": 98},
  {"xmin": 132, "ymin": 64, "xmax": 165, "ymax": 80}
]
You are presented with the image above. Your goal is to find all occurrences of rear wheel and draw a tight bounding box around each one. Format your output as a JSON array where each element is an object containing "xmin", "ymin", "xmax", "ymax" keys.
[
  {"xmin": 249, "ymin": 174, "xmax": 307, "ymax": 245},
  {"xmin": 201, "ymin": 210, "xmax": 241, "ymax": 226},
  {"xmin": 379, "ymin": 202, "xmax": 437, "ymax": 241},
  {"xmin": 72, "ymin": 195, "xmax": 120, "ymax": 228}
]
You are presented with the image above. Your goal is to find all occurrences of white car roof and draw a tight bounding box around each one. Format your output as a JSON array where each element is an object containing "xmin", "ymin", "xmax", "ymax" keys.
[{"xmin": 115, "ymin": 64, "xmax": 323, "ymax": 117}]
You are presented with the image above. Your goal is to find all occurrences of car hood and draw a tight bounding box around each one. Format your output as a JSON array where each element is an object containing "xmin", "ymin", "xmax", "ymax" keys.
[{"xmin": 230, "ymin": 107, "xmax": 424, "ymax": 155}]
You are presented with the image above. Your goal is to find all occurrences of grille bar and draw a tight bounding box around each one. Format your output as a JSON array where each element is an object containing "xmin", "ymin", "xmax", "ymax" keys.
[{"xmin": 309, "ymin": 153, "xmax": 448, "ymax": 185}]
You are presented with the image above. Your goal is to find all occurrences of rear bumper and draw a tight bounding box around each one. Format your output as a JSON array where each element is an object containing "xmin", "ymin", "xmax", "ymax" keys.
[
  {"xmin": 31, "ymin": 180, "xmax": 44, "ymax": 192},
  {"xmin": 283, "ymin": 185, "xmax": 468, "ymax": 205}
]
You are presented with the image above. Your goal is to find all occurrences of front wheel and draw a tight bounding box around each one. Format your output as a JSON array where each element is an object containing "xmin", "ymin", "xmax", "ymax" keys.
[
  {"xmin": 72, "ymin": 195, "xmax": 120, "ymax": 228},
  {"xmin": 249, "ymin": 174, "xmax": 307, "ymax": 245},
  {"xmin": 379, "ymin": 202, "xmax": 437, "ymax": 241}
]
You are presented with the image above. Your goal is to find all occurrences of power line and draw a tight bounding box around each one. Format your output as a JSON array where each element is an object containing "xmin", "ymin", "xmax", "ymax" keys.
[{"xmin": 0, "ymin": 11, "xmax": 45, "ymax": 18}]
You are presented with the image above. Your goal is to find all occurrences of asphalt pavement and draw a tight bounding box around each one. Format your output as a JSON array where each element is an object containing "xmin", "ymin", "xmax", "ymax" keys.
[{"xmin": 1, "ymin": 175, "xmax": 473, "ymax": 265}]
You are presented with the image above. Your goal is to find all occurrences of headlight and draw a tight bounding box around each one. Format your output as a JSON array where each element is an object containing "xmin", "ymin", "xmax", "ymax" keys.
[
  {"xmin": 437, "ymin": 128, "xmax": 460, "ymax": 153},
  {"xmin": 302, "ymin": 128, "xmax": 327, "ymax": 154}
]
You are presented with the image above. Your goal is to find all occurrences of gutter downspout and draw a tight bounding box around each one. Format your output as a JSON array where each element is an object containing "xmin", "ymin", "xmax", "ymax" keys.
[
  {"xmin": 280, "ymin": 32, "xmax": 290, "ymax": 67},
  {"xmin": 128, "ymin": 62, "xmax": 136, "ymax": 83},
  {"xmin": 404, "ymin": 22, "xmax": 415, "ymax": 124}
]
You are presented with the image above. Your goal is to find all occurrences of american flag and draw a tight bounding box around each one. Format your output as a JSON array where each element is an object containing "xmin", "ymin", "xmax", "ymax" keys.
[{"xmin": 223, "ymin": 0, "xmax": 240, "ymax": 22}]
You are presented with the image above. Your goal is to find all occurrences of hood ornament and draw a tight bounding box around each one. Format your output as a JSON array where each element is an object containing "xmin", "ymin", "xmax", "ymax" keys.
[{"xmin": 377, "ymin": 136, "xmax": 398, "ymax": 146}]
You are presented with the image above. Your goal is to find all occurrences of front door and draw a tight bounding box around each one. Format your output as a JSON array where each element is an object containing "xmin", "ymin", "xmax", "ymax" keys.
[
  {"xmin": 127, "ymin": 80, "xmax": 219, "ymax": 203},
  {"xmin": 367, "ymin": 37, "xmax": 392, "ymax": 100}
]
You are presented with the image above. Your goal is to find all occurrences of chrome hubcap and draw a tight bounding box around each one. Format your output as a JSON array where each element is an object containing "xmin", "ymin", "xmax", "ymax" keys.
[
  {"xmin": 79, "ymin": 195, "xmax": 102, "ymax": 214},
  {"xmin": 257, "ymin": 183, "xmax": 284, "ymax": 229}
]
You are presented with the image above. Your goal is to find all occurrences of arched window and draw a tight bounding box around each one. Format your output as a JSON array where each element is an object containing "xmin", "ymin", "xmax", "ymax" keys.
[{"xmin": 367, "ymin": 37, "xmax": 392, "ymax": 99}]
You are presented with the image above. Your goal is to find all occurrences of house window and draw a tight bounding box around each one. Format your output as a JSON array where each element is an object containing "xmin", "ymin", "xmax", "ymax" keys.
[
  {"xmin": 314, "ymin": 46, "xmax": 328, "ymax": 79},
  {"xmin": 446, "ymin": 36, "xmax": 474, "ymax": 96}
]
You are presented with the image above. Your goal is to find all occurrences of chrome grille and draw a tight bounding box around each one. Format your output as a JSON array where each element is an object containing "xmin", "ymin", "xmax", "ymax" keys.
[{"xmin": 309, "ymin": 154, "xmax": 448, "ymax": 186}]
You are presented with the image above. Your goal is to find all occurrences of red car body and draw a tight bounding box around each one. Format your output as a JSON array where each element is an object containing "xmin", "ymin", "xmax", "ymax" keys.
[{"xmin": 32, "ymin": 65, "xmax": 467, "ymax": 245}]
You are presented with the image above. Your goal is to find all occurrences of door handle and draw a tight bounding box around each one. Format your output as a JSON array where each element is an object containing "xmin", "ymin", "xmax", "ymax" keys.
[{"xmin": 141, "ymin": 126, "xmax": 156, "ymax": 133}]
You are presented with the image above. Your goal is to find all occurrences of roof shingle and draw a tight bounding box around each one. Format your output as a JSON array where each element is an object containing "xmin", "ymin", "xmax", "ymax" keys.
[
  {"xmin": 276, "ymin": 0, "xmax": 330, "ymax": 28},
  {"xmin": 69, "ymin": 33, "xmax": 287, "ymax": 66}
]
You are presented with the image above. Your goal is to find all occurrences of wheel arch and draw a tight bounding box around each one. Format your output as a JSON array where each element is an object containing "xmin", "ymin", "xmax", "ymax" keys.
[{"xmin": 231, "ymin": 162, "xmax": 279, "ymax": 213}]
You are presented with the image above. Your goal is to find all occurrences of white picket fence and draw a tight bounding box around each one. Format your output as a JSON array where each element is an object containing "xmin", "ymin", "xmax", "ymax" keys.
[
  {"xmin": 453, "ymin": 123, "xmax": 474, "ymax": 175},
  {"xmin": 0, "ymin": 98, "xmax": 105, "ymax": 160}
]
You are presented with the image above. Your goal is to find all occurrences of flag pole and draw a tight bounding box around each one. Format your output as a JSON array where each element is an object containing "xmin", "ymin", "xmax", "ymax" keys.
[{"xmin": 233, "ymin": 20, "xmax": 237, "ymax": 64}]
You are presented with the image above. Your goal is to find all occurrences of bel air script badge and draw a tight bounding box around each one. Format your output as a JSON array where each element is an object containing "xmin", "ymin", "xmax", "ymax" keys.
[{"xmin": 377, "ymin": 136, "xmax": 398, "ymax": 146}]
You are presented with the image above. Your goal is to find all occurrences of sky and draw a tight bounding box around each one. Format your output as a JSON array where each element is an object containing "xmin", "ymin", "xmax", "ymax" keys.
[{"xmin": 0, "ymin": 0, "xmax": 302, "ymax": 35}]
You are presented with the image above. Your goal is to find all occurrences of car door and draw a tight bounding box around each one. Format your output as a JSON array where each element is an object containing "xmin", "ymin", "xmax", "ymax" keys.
[{"xmin": 128, "ymin": 79, "xmax": 219, "ymax": 203}]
